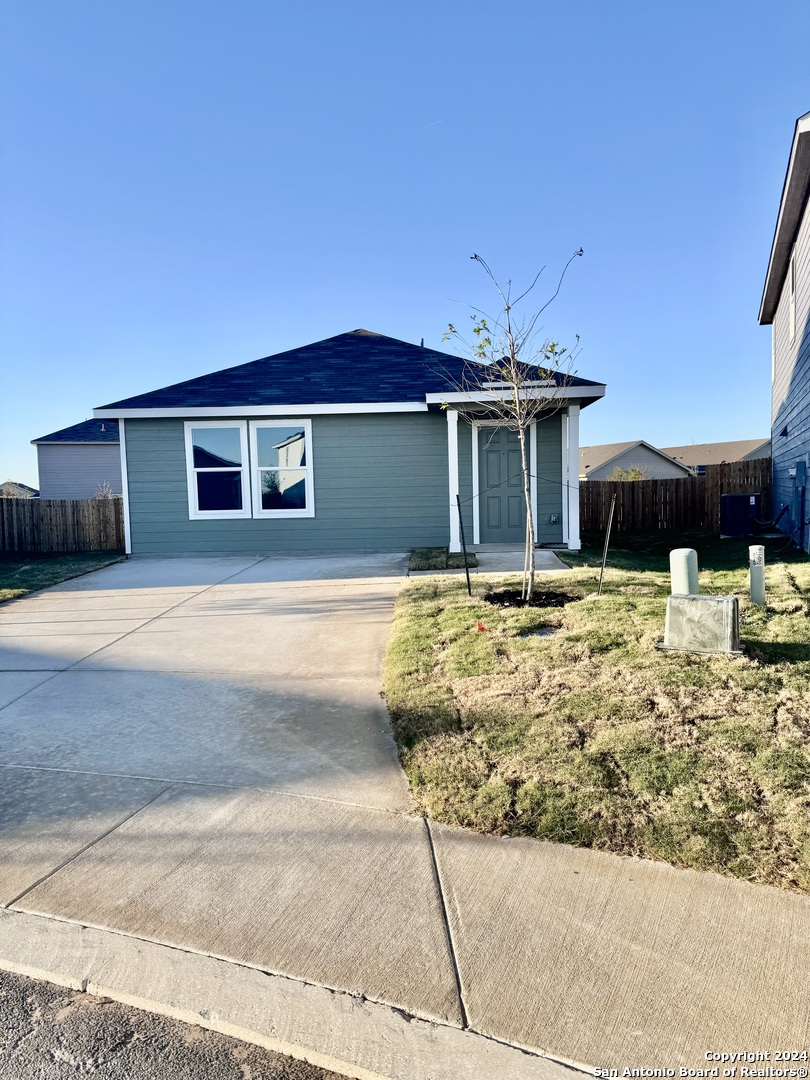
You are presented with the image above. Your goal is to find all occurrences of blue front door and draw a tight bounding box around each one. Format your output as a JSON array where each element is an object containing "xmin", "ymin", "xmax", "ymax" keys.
[{"xmin": 478, "ymin": 427, "xmax": 526, "ymax": 543}]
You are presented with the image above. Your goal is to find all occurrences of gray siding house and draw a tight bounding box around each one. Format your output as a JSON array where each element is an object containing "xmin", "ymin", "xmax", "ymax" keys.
[
  {"xmin": 579, "ymin": 441, "xmax": 692, "ymax": 480},
  {"xmin": 93, "ymin": 330, "xmax": 606, "ymax": 556},
  {"xmin": 32, "ymin": 419, "xmax": 122, "ymax": 499},
  {"xmin": 760, "ymin": 111, "xmax": 810, "ymax": 550}
]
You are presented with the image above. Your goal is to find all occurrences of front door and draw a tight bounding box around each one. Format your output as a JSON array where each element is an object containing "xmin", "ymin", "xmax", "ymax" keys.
[{"xmin": 478, "ymin": 426, "xmax": 526, "ymax": 543}]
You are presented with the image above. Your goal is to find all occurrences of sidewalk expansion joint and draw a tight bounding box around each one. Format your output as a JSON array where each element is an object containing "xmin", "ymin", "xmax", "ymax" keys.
[
  {"xmin": 424, "ymin": 818, "xmax": 469, "ymax": 1030},
  {"xmin": 0, "ymin": 764, "xmax": 412, "ymax": 816},
  {"xmin": 3, "ymin": 783, "xmax": 175, "ymax": 910}
]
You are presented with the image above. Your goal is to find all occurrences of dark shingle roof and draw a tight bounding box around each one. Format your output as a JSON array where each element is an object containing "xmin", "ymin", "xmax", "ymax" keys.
[
  {"xmin": 32, "ymin": 419, "xmax": 120, "ymax": 444},
  {"xmin": 95, "ymin": 330, "xmax": 604, "ymax": 411},
  {"xmin": 661, "ymin": 439, "xmax": 771, "ymax": 467}
]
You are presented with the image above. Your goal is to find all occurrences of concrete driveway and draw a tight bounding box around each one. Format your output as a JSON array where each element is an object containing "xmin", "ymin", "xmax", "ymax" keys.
[
  {"xmin": 3, "ymin": 555, "xmax": 810, "ymax": 1080},
  {"xmin": 0, "ymin": 554, "xmax": 412, "ymax": 810}
]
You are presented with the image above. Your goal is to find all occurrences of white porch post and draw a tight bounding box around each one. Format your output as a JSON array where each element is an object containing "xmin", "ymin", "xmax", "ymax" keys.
[
  {"xmin": 560, "ymin": 411, "xmax": 569, "ymax": 546},
  {"xmin": 471, "ymin": 420, "xmax": 480, "ymax": 545},
  {"xmin": 567, "ymin": 404, "xmax": 580, "ymax": 550},
  {"xmin": 530, "ymin": 421, "xmax": 538, "ymax": 527},
  {"xmin": 118, "ymin": 418, "xmax": 132, "ymax": 555},
  {"xmin": 447, "ymin": 409, "xmax": 461, "ymax": 552}
]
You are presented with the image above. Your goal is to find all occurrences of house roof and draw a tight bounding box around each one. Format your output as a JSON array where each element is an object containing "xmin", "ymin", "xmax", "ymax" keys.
[
  {"xmin": 579, "ymin": 440, "xmax": 691, "ymax": 477},
  {"xmin": 0, "ymin": 481, "xmax": 39, "ymax": 498},
  {"xmin": 759, "ymin": 111, "xmax": 810, "ymax": 325},
  {"xmin": 32, "ymin": 419, "xmax": 120, "ymax": 445},
  {"xmin": 94, "ymin": 330, "xmax": 606, "ymax": 416},
  {"xmin": 660, "ymin": 439, "xmax": 771, "ymax": 467}
]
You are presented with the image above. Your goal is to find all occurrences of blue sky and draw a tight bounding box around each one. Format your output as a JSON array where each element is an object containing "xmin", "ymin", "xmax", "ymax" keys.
[{"xmin": 2, "ymin": 1, "xmax": 809, "ymax": 485}]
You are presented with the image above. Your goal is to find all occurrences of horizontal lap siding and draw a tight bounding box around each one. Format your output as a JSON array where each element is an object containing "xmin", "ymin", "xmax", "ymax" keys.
[
  {"xmin": 771, "ymin": 196, "xmax": 810, "ymax": 549},
  {"xmin": 37, "ymin": 444, "xmax": 123, "ymax": 499},
  {"xmin": 125, "ymin": 415, "xmax": 452, "ymax": 554}
]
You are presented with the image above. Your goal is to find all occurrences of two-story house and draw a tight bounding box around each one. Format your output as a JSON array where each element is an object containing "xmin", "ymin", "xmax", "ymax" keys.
[{"xmin": 760, "ymin": 111, "xmax": 810, "ymax": 551}]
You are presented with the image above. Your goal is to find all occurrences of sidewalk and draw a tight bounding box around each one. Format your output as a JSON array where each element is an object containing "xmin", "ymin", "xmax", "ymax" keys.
[{"xmin": 1, "ymin": 556, "xmax": 809, "ymax": 1079}]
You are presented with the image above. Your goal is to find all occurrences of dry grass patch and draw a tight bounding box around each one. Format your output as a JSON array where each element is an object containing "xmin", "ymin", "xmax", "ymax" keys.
[{"xmin": 384, "ymin": 541, "xmax": 810, "ymax": 892}]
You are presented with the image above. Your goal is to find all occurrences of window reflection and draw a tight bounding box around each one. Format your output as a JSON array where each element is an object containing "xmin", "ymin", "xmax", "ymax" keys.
[
  {"xmin": 192, "ymin": 428, "xmax": 242, "ymax": 469},
  {"xmin": 260, "ymin": 468, "xmax": 306, "ymax": 509},
  {"xmin": 256, "ymin": 427, "xmax": 306, "ymax": 468},
  {"xmin": 197, "ymin": 471, "xmax": 243, "ymax": 511}
]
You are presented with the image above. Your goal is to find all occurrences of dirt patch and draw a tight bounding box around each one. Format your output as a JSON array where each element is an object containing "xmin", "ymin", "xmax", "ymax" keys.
[{"xmin": 483, "ymin": 588, "xmax": 577, "ymax": 609}]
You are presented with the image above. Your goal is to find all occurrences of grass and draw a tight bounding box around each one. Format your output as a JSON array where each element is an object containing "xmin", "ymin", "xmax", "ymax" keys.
[
  {"xmin": 0, "ymin": 552, "xmax": 124, "ymax": 603},
  {"xmin": 384, "ymin": 531, "xmax": 810, "ymax": 893},
  {"xmin": 409, "ymin": 546, "xmax": 479, "ymax": 571}
]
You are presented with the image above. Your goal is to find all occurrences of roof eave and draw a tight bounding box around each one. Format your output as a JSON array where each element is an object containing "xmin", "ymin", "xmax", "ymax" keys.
[{"xmin": 759, "ymin": 112, "xmax": 810, "ymax": 326}]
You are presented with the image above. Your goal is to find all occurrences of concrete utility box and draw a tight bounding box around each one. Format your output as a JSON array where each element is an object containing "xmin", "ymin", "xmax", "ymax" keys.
[
  {"xmin": 660, "ymin": 595, "xmax": 741, "ymax": 655},
  {"xmin": 670, "ymin": 548, "xmax": 699, "ymax": 596}
]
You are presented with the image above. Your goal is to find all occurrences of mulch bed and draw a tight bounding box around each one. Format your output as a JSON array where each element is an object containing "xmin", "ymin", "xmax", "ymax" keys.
[{"xmin": 482, "ymin": 588, "xmax": 578, "ymax": 609}]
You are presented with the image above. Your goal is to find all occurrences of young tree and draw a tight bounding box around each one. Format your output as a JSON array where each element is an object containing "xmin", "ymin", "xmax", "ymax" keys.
[
  {"xmin": 607, "ymin": 464, "xmax": 650, "ymax": 481},
  {"xmin": 443, "ymin": 251, "xmax": 583, "ymax": 602}
]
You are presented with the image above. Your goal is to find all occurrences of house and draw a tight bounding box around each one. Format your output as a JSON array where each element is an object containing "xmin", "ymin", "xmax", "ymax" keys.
[
  {"xmin": 31, "ymin": 419, "xmax": 122, "ymax": 499},
  {"xmin": 759, "ymin": 110, "xmax": 810, "ymax": 551},
  {"xmin": 661, "ymin": 439, "xmax": 771, "ymax": 475},
  {"xmin": 579, "ymin": 441, "xmax": 691, "ymax": 480},
  {"xmin": 0, "ymin": 481, "xmax": 39, "ymax": 498},
  {"xmin": 92, "ymin": 329, "xmax": 606, "ymax": 555}
]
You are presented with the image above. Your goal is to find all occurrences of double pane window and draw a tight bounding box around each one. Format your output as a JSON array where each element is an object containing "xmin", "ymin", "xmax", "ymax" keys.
[{"xmin": 184, "ymin": 421, "xmax": 313, "ymax": 519}]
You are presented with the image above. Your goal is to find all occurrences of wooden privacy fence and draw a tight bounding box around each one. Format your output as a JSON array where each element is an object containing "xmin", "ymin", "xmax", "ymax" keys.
[
  {"xmin": 0, "ymin": 498, "xmax": 125, "ymax": 554},
  {"xmin": 580, "ymin": 459, "xmax": 772, "ymax": 534}
]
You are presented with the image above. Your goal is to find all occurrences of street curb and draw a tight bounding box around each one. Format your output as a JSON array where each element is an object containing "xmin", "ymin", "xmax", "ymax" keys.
[{"xmin": 0, "ymin": 909, "xmax": 591, "ymax": 1080}]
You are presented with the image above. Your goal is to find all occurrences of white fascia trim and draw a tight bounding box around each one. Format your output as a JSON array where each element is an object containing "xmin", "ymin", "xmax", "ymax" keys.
[
  {"xmin": 118, "ymin": 420, "xmax": 132, "ymax": 555},
  {"xmin": 759, "ymin": 112, "xmax": 810, "ymax": 325},
  {"xmin": 425, "ymin": 387, "xmax": 604, "ymax": 405},
  {"xmin": 94, "ymin": 402, "xmax": 428, "ymax": 419}
]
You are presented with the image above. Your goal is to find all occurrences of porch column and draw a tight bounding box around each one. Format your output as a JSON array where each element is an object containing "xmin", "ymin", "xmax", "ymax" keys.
[
  {"xmin": 447, "ymin": 409, "xmax": 461, "ymax": 552},
  {"xmin": 567, "ymin": 404, "xmax": 580, "ymax": 550},
  {"xmin": 560, "ymin": 411, "xmax": 570, "ymax": 545},
  {"xmin": 119, "ymin": 418, "xmax": 132, "ymax": 555}
]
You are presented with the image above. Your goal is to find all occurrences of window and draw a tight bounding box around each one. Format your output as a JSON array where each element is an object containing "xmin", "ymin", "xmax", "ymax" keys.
[
  {"xmin": 250, "ymin": 420, "xmax": 314, "ymax": 518},
  {"xmin": 184, "ymin": 420, "xmax": 314, "ymax": 520},
  {"xmin": 185, "ymin": 423, "xmax": 251, "ymax": 518}
]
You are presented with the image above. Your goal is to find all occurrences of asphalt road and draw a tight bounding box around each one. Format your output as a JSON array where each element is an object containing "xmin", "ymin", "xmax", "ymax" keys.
[{"xmin": 0, "ymin": 969, "xmax": 347, "ymax": 1079}]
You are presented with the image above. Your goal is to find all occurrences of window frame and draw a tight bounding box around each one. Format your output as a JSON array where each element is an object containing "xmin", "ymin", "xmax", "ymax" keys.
[
  {"xmin": 249, "ymin": 419, "xmax": 315, "ymax": 519},
  {"xmin": 184, "ymin": 421, "xmax": 252, "ymax": 520}
]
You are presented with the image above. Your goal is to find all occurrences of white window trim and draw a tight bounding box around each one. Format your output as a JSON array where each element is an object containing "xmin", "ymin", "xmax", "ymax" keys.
[
  {"xmin": 184, "ymin": 421, "xmax": 251, "ymax": 520},
  {"xmin": 249, "ymin": 420, "xmax": 315, "ymax": 519}
]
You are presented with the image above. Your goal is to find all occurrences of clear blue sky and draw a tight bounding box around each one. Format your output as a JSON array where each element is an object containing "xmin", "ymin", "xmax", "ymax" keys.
[{"xmin": 2, "ymin": 1, "xmax": 808, "ymax": 486}]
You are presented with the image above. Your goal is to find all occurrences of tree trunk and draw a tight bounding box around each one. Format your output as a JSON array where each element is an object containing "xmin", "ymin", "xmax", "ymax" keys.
[{"xmin": 518, "ymin": 424, "xmax": 536, "ymax": 602}]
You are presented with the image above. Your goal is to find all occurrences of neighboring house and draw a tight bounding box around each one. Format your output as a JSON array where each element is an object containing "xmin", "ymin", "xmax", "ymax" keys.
[
  {"xmin": 92, "ymin": 329, "xmax": 606, "ymax": 555},
  {"xmin": 579, "ymin": 441, "xmax": 691, "ymax": 481},
  {"xmin": 0, "ymin": 481, "xmax": 38, "ymax": 498},
  {"xmin": 760, "ymin": 111, "xmax": 810, "ymax": 551},
  {"xmin": 660, "ymin": 439, "xmax": 772, "ymax": 475},
  {"xmin": 31, "ymin": 419, "xmax": 122, "ymax": 499}
]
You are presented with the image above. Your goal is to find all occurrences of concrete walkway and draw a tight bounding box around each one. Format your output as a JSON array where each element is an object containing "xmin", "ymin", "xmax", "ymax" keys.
[{"xmin": 0, "ymin": 555, "xmax": 809, "ymax": 1079}]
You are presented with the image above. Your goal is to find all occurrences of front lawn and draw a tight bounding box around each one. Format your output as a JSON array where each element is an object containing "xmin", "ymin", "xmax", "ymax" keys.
[
  {"xmin": 384, "ymin": 532, "xmax": 810, "ymax": 892},
  {"xmin": 0, "ymin": 553, "xmax": 124, "ymax": 604}
]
